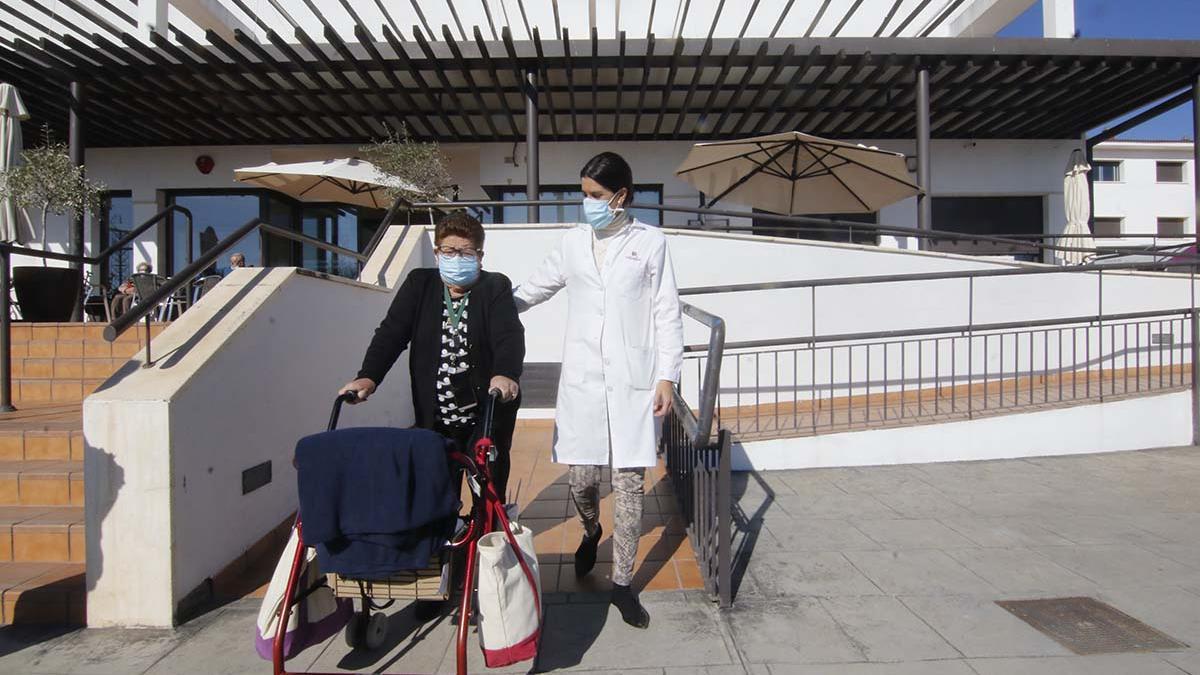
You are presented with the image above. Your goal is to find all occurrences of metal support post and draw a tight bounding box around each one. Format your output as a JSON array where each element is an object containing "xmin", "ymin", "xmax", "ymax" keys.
[
  {"xmin": 525, "ymin": 70, "xmax": 540, "ymax": 224},
  {"xmin": 1191, "ymin": 78, "xmax": 1200, "ymax": 444},
  {"xmin": 69, "ymin": 81, "xmax": 86, "ymax": 321},
  {"xmin": 915, "ymin": 68, "xmax": 932, "ymax": 249},
  {"xmin": 0, "ymin": 248, "xmax": 13, "ymax": 411}
]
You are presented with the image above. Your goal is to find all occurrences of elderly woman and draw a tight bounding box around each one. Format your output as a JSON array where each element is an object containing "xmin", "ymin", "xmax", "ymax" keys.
[{"xmin": 339, "ymin": 212, "xmax": 524, "ymax": 503}]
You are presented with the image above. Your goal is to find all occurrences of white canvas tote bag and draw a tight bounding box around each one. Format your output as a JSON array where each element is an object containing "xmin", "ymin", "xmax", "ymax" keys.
[{"xmin": 475, "ymin": 520, "xmax": 542, "ymax": 667}]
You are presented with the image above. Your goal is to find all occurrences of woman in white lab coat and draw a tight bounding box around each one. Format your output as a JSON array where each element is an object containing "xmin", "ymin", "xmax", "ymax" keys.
[{"xmin": 514, "ymin": 152, "xmax": 684, "ymax": 628}]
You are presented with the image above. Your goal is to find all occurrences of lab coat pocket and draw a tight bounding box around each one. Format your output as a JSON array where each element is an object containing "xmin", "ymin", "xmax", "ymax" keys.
[
  {"xmin": 615, "ymin": 259, "xmax": 652, "ymax": 298},
  {"xmin": 625, "ymin": 346, "xmax": 656, "ymax": 390}
]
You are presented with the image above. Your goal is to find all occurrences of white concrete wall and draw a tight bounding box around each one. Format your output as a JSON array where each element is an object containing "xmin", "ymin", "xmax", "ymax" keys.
[
  {"xmin": 83, "ymin": 223, "xmax": 423, "ymax": 628},
  {"xmin": 734, "ymin": 389, "xmax": 1193, "ymax": 470},
  {"xmin": 1093, "ymin": 141, "xmax": 1195, "ymax": 244}
]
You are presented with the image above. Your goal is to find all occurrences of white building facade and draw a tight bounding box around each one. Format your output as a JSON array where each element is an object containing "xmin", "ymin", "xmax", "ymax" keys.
[{"xmin": 1093, "ymin": 140, "xmax": 1196, "ymax": 246}]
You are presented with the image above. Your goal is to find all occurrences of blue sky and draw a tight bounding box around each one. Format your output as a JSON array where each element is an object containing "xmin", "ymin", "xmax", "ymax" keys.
[{"xmin": 998, "ymin": 0, "xmax": 1198, "ymax": 140}]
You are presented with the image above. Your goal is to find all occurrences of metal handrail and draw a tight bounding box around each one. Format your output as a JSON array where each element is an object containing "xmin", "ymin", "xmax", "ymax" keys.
[
  {"xmin": 257, "ymin": 223, "xmax": 368, "ymax": 262},
  {"xmin": 702, "ymin": 306, "xmax": 1195, "ymax": 353},
  {"xmin": 674, "ymin": 302, "xmax": 726, "ymax": 449}
]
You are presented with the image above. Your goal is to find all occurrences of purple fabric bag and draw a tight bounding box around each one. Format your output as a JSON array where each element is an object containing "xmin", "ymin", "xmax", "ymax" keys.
[{"xmin": 255, "ymin": 527, "xmax": 353, "ymax": 661}]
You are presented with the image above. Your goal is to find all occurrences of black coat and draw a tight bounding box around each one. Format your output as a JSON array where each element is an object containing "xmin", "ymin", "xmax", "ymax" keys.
[{"xmin": 356, "ymin": 268, "xmax": 525, "ymax": 454}]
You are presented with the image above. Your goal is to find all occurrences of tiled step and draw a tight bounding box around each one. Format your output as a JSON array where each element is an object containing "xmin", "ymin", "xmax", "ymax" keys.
[
  {"xmin": 0, "ymin": 428, "xmax": 85, "ymax": 462},
  {"xmin": 0, "ymin": 561, "xmax": 84, "ymax": 624},
  {"xmin": 0, "ymin": 461, "xmax": 84, "ymax": 507},
  {"xmin": 0, "ymin": 506, "xmax": 85, "ymax": 563},
  {"xmin": 11, "ymin": 322, "xmax": 167, "ymax": 344}
]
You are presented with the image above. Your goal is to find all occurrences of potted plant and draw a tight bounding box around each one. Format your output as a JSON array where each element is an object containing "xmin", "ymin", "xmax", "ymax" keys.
[
  {"xmin": 359, "ymin": 124, "xmax": 455, "ymax": 204},
  {"xmin": 0, "ymin": 126, "xmax": 105, "ymax": 321}
]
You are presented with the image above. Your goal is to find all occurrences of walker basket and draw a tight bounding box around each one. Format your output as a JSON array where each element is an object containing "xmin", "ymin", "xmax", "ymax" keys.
[{"xmin": 327, "ymin": 551, "xmax": 451, "ymax": 601}]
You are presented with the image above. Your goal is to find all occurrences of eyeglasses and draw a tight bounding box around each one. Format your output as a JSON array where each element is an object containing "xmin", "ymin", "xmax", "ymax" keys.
[{"xmin": 436, "ymin": 245, "xmax": 481, "ymax": 261}]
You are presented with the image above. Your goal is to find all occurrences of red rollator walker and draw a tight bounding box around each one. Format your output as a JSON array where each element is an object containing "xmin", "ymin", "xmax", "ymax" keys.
[{"xmin": 271, "ymin": 390, "xmax": 540, "ymax": 675}]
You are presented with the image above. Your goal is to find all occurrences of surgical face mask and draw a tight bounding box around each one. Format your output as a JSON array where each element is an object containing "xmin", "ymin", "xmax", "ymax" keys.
[
  {"xmin": 583, "ymin": 194, "xmax": 623, "ymax": 230},
  {"xmin": 438, "ymin": 254, "xmax": 480, "ymax": 287}
]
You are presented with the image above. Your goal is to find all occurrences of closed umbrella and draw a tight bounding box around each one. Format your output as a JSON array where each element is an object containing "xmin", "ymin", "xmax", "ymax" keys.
[
  {"xmin": 1059, "ymin": 150, "xmax": 1094, "ymax": 266},
  {"xmin": 233, "ymin": 157, "xmax": 422, "ymax": 209},
  {"xmin": 0, "ymin": 83, "xmax": 30, "ymax": 244},
  {"xmin": 675, "ymin": 131, "xmax": 922, "ymax": 215}
]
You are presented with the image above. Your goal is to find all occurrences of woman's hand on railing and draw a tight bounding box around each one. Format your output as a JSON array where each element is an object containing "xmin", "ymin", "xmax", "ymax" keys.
[
  {"xmin": 489, "ymin": 375, "xmax": 519, "ymax": 402},
  {"xmin": 338, "ymin": 378, "xmax": 377, "ymax": 404},
  {"xmin": 653, "ymin": 380, "xmax": 675, "ymax": 418}
]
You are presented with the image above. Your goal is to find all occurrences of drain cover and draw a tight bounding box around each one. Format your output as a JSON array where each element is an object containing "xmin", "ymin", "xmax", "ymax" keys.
[{"xmin": 996, "ymin": 597, "xmax": 1187, "ymax": 655}]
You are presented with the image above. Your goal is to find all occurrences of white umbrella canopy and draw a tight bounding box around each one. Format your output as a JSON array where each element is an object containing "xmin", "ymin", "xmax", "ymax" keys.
[
  {"xmin": 1059, "ymin": 150, "xmax": 1094, "ymax": 266},
  {"xmin": 233, "ymin": 157, "xmax": 421, "ymax": 209},
  {"xmin": 675, "ymin": 131, "xmax": 922, "ymax": 215},
  {"xmin": 0, "ymin": 83, "xmax": 30, "ymax": 244}
]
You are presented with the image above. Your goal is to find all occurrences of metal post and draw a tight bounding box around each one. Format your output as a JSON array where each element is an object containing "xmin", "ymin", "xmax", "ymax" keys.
[
  {"xmin": 0, "ymin": 248, "xmax": 13, "ymax": 411},
  {"xmin": 525, "ymin": 69, "xmax": 540, "ymax": 224},
  {"xmin": 69, "ymin": 81, "xmax": 86, "ymax": 321},
  {"xmin": 915, "ymin": 68, "xmax": 932, "ymax": 249},
  {"xmin": 1191, "ymin": 78, "xmax": 1200, "ymax": 444}
]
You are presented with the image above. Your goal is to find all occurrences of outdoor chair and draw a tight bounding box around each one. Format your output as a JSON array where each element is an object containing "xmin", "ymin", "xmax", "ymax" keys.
[
  {"xmin": 191, "ymin": 275, "xmax": 222, "ymax": 305},
  {"xmin": 129, "ymin": 273, "xmax": 188, "ymax": 322}
]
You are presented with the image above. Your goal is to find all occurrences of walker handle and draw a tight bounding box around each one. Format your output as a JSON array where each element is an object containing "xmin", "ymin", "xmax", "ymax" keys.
[
  {"xmin": 328, "ymin": 391, "xmax": 359, "ymax": 431},
  {"xmin": 480, "ymin": 389, "xmax": 502, "ymax": 441}
]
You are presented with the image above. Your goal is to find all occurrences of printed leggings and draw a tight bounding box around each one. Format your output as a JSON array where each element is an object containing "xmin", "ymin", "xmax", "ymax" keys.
[{"xmin": 568, "ymin": 464, "xmax": 645, "ymax": 586}]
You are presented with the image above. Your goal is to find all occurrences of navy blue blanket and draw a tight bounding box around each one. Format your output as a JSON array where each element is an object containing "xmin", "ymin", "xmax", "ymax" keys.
[{"xmin": 295, "ymin": 427, "xmax": 459, "ymax": 578}]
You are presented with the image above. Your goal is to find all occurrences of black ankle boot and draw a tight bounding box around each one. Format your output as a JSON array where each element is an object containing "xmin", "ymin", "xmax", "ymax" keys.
[
  {"xmin": 611, "ymin": 583, "xmax": 650, "ymax": 629},
  {"xmin": 574, "ymin": 523, "xmax": 602, "ymax": 578}
]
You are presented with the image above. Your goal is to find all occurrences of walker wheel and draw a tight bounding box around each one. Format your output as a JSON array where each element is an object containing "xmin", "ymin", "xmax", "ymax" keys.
[
  {"xmin": 344, "ymin": 611, "xmax": 367, "ymax": 649},
  {"xmin": 365, "ymin": 612, "xmax": 389, "ymax": 650}
]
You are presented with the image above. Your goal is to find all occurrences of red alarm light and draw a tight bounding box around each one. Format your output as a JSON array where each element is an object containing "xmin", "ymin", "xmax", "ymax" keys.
[{"xmin": 195, "ymin": 155, "xmax": 215, "ymax": 174}]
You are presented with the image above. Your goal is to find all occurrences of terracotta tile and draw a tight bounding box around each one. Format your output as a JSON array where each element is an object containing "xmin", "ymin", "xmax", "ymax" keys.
[
  {"xmin": 69, "ymin": 524, "xmax": 84, "ymax": 562},
  {"xmin": 82, "ymin": 359, "xmax": 116, "ymax": 379},
  {"xmin": 0, "ymin": 475, "xmax": 16, "ymax": 505},
  {"xmin": 20, "ymin": 474, "xmax": 70, "ymax": 507},
  {"xmin": 0, "ymin": 434, "xmax": 22, "ymax": 461},
  {"xmin": 10, "ymin": 324, "xmax": 31, "ymax": 342},
  {"xmin": 8, "ymin": 342, "xmax": 27, "ymax": 358},
  {"xmin": 56, "ymin": 325, "xmax": 85, "ymax": 340},
  {"xmin": 0, "ymin": 506, "xmax": 49, "ymax": 525},
  {"xmin": 51, "ymin": 382, "xmax": 83, "ymax": 403},
  {"xmin": 82, "ymin": 380, "xmax": 104, "ymax": 397},
  {"xmin": 8, "ymin": 359, "xmax": 21, "ymax": 379},
  {"xmin": 3, "ymin": 592, "xmax": 69, "ymax": 624},
  {"xmin": 0, "ymin": 529, "xmax": 11, "ymax": 561},
  {"xmin": 69, "ymin": 433, "xmax": 84, "ymax": 461},
  {"xmin": 538, "ymin": 563, "xmax": 560, "ymax": 593},
  {"xmin": 30, "ymin": 326, "xmax": 57, "ymax": 342},
  {"xmin": 17, "ymin": 381, "xmax": 52, "ymax": 403},
  {"xmin": 26, "ymin": 341, "xmax": 55, "ymax": 358},
  {"xmin": 24, "ymin": 434, "xmax": 69, "ymax": 461},
  {"xmin": 12, "ymin": 526, "xmax": 70, "ymax": 562},
  {"xmin": 558, "ymin": 561, "xmax": 611, "ymax": 593},
  {"xmin": 69, "ymin": 474, "xmax": 84, "ymax": 507},
  {"xmin": 55, "ymin": 341, "xmax": 84, "ymax": 358},
  {"xmin": 83, "ymin": 341, "xmax": 111, "ymax": 359},
  {"xmin": 67, "ymin": 590, "xmax": 86, "ymax": 624},
  {"xmin": 24, "ymin": 508, "xmax": 83, "ymax": 526},
  {"xmin": 636, "ymin": 560, "xmax": 680, "ymax": 592},
  {"xmin": 83, "ymin": 325, "xmax": 107, "ymax": 341},
  {"xmin": 111, "ymin": 342, "xmax": 140, "ymax": 359},
  {"xmin": 52, "ymin": 360, "xmax": 84, "ymax": 379},
  {"xmin": 676, "ymin": 560, "xmax": 705, "ymax": 590}
]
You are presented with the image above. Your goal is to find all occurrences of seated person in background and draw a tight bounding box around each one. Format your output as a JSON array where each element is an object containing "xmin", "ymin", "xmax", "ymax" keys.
[
  {"xmin": 110, "ymin": 261, "xmax": 152, "ymax": 319},
  {"xmin": 229, "ymin": 252, "xmax": 246, "ymax": 270}
]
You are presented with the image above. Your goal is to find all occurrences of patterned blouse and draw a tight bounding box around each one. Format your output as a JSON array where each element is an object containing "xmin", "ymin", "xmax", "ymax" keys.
[{"xmin": 436, "ymin": 293, "xmax": 476, "ymax": 430}]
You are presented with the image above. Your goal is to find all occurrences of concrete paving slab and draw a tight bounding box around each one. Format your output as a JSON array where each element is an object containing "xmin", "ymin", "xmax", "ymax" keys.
[
  {"xmin": 1093, "ymin": 586, "xmax": 1200, "ymax": 647},
  {"xmin": 897, "ymin": 595, "xmax": 1072, "ymax": 658},
  {"xmin": 842, "ymin": 550, "xmax": 997, "ymax": 596},
  {"xmin": 762, "ymin": 518, "xmax": 881, "ymax": 552},
  {"xmin": 1162, "ymin": 651, "xmax": 1200, "ymax": 674},
  {"xmin": 966, "ymin": 653, "xmax": 1188, "ymax": 674},
  {"xmin": 1033, "ymin": 515, "xmax": 1171, "ymax": 546},
  {"xmin": 1032, "ymin": 544, "xmax": 1198, "ymax": 588},
  {"xmin": 942, "ymin": 548, "xmax": 1098, "ymax": 595},
  {"xmin": 726, "ymin": 597, "xmax": 863, "ymax": 664},
  {"xmin": 0, "ymin": 624, "xmax": 188, "ymax": 675},
  {"xmin": 307, "ymin": 603, "xmax": 454, "ymax": 675},
  {"xmin": 871, "ymin": 492, "xmax": 973, "ymax": 519},
  {"xmin": 142, "ymin": 607, "xmax": 265, "ymax": 675},
  {"xmin": 773, "ymin": 494, "xmax": 899, "ymax": 520},
  {"xmin": 764, "ymin": 661, "xmax": 977, "ymax": 675},
  {"xmin": 817, "ymin": 596, "xmax": 961, "ymax": 662},
  {"xmin": 745, "ymin": 551, "xmax": 882, "ymax": 598},
  {"xmin": 849, "ymin": 519, "xmax": 977, "ymax": 549},
  {"xmin": 935, "ymin": 517, "xmax": 1075, "ymax": 548}
]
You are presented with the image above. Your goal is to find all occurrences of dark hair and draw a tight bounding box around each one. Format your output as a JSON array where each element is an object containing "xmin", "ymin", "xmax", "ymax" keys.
[
  {"xmin": 435, "ymin": 212, "xmax": 485, "ymax": 250},
  {"xmin": 580, "ymin": 152, "xmax": 634, "ymax": 207}
]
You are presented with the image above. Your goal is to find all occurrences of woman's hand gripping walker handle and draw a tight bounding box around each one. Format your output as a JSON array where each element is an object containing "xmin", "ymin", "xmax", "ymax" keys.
[{"xmin": 327, "ymin": 391, "xmax": 360, "ymax": 432}]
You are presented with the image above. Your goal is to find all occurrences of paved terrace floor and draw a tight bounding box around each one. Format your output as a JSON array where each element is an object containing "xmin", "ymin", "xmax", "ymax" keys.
[{"xmin": 1, "ymin": 437, "xmax": 1198, "ymax": 674}]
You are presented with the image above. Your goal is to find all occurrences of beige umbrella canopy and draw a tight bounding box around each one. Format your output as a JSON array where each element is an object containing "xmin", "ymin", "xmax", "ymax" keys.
[
  {"xmin": 0, "ymin": 83, "xmax": 30, "ymax": 244},
  {"xmin": 1058, "ymin": 150, "xmax": 1094, "ymax": 265},
  {"xmin": 233, "ymin": 157, "xmax": 420, "ymax": 209},
  {"xmin": 675, "ymin": 131, "xmax": 922, "ymax": 215}
]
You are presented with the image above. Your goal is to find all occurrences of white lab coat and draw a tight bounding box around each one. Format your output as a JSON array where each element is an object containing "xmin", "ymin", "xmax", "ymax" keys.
[{"xmin": 514, "ymin": 220, "xmax": 684, "ymax": 468}]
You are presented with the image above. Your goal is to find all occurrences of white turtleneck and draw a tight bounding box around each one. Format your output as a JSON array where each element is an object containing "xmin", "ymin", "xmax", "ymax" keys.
[{"xmin": 591, "ymin": 210, "xmax": 630, "ymax": 272}]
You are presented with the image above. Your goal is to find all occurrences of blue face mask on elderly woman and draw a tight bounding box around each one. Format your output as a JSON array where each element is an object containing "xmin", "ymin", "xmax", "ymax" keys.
[
  {"xmin": 582, "ymin": 194, "xmax": 624, "ymax": 230},
  {"xmin": 438, "ymin": 252, "xmax": 480, "ymax": 287}
]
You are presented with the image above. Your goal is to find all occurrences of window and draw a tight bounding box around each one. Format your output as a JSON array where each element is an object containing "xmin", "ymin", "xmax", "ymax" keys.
[
  {"xmin": 481, "ymin": 185, "xmax": 663, "ymax": 226},
  {"xmin": 165, "ymin": 189, "xmax": 384, "ymax": 278},
  {"xmin": 1157, "ymin": 217, "xmax": 1188, "ymax": 237},
  {"xmin": 1156, "ymin": 161, "xmax": 1185, "ymax": 183},
  {"xmin": 98, "ymin": 191, "xmax": 133, "ymax": 288},
  {"xmin": 930, "ymin": 196, "xmax": 1044, "ymax": 256},
  {"xmin": 1092, "ymin": 217, "xmax": 1123, "ymax": 238},
  {"xmin": 1094, "ymin": 161, "xmax": 1122, "ymax": 182},
  {"xmin": 751, "ymin": 209, "xmax": 879, "ymax": 245}
]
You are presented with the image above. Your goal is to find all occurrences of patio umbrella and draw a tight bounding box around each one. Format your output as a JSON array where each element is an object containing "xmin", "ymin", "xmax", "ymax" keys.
[
  {"xmin": 233, "ymin": 157, "xmax": 419, "ymax": 209},
  {"xmin": 1058, "ymin": 149, "xmax": 1094, "ymax": 265},
  {"xmin": 674, "ymin": 131, "xmax": 922, "ymax": 215},
  {"xmin": 0, "ymin": 82, "xmax": 30, "ymax": 244}
]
